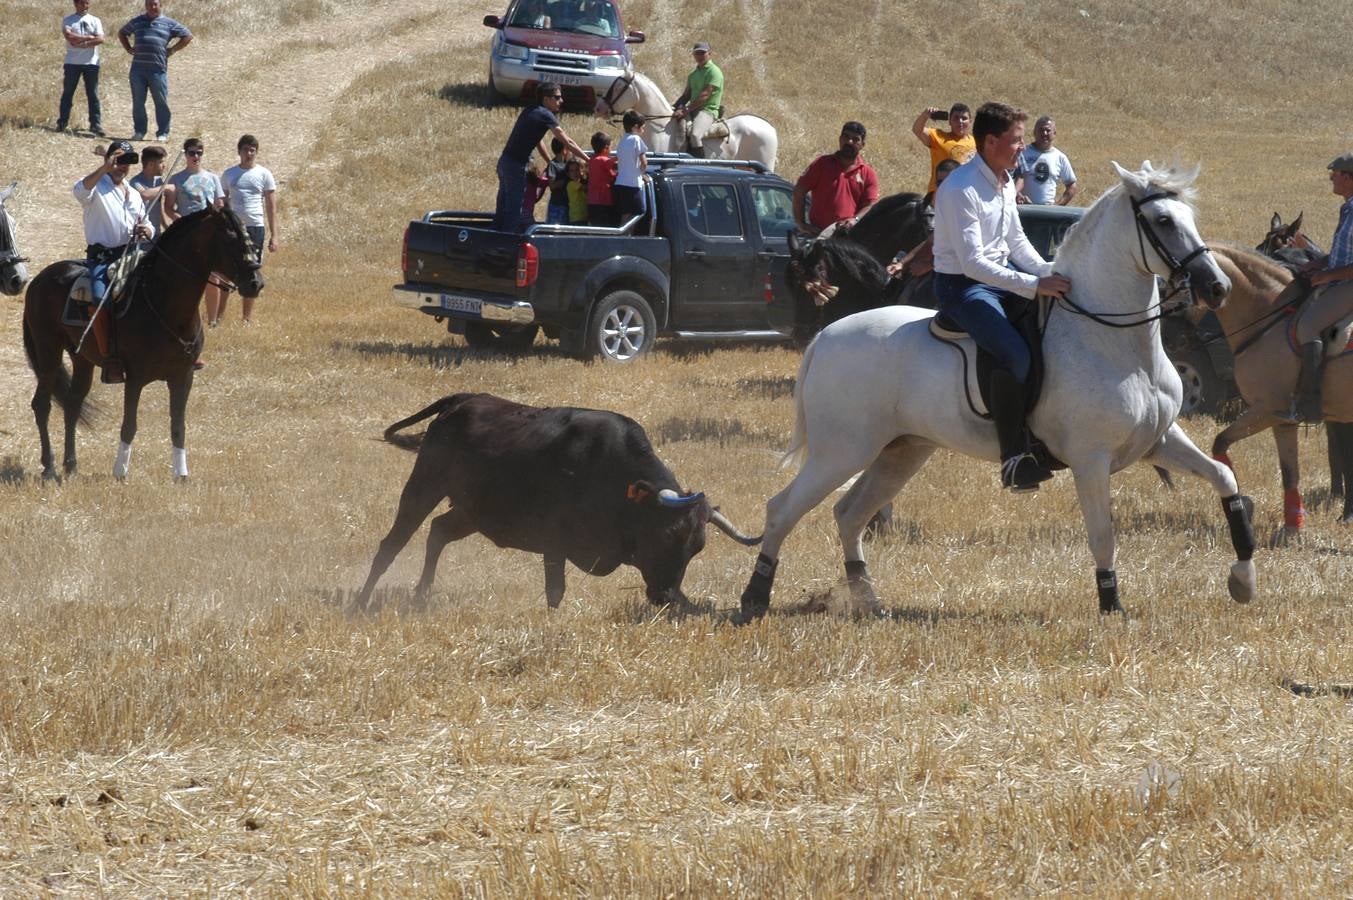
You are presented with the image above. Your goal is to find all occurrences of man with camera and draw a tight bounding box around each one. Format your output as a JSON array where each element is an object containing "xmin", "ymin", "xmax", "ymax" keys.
[
  {"xmin": 912, "ymin": 103, "xmax": 975, "ymax": 193},
  {"xmin": 75, "ymin": 139, "xmax": 153, "ymax": 382}
]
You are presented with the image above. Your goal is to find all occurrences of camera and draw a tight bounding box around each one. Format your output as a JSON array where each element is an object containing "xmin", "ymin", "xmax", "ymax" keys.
[
  {"xmin": 116, "ymin": 152, "xmax": 139, "ymax": 165},
  {"xmin": 928, "ymin": 109, "xmax": 950, "ymax": 121}
]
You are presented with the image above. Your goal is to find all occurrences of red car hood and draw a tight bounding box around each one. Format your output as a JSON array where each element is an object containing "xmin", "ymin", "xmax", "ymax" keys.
[{"xmin": 502, "ymin": 25, "xmax": 626, "ymax": 54}]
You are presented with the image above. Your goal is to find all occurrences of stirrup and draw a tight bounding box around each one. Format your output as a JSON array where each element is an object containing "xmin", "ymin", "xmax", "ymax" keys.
[{"xmin": 1001, "ymin": 452, "xmax": 1052, "ymax": 492}]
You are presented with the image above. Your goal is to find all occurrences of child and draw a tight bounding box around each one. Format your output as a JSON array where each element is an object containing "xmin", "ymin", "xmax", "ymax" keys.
[
  {"xmin": 586, "ymin": 131, "xmax": 617, "ymax": 227},
  {"xmin": 565, "ymin": 159, "xmax": 588, "ymax": 225},
  {"xmin": 545, "ymin": 137, "xmax": 570, "ymax": 225},
  {"xmin": 521, "ymin": 159, "xmax": 550, "ymax": 225},
  {"xmin": 613, "ymin": 110, "xmax": 649, "ymax": 222}
]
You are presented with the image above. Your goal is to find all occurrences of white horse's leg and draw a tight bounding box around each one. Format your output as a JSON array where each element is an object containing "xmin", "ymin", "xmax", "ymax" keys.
[
  {"xmin": 1143, "ymin": 422, "xmax": 1257, "ymax": 603},
  {"xmin": 1070, "ymin": 457, "xmax": 1123, "ymax": 614},
  {"xmin": 833, "ymin": 440, "xmax": 935, "ymax": 603},
  {"xmin": 738, "ymin": 447, "xmax": 882, "ymax": 622},
  {"xmin": 113, "ymin": 440, "xmax": 133, "ymax": 481}
]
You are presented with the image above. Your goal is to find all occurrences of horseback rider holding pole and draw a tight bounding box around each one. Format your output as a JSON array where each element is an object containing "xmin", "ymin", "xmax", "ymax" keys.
[
  {"xmin": 75, "ymin": 139, "xmax": 153, "ymax": 383},
  {"xmin": 931, "ymin": 102, "xmax": 1072, "ymax": 492}
]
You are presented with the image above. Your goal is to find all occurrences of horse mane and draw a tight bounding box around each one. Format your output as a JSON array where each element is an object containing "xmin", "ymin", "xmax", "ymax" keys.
[
  {"xmin": 628, "ymin": 71, "xmax": 672, "ymax": 113},
  {"xmin": 1056, "ymin": 163, "xmax": 1200, "ymax": 262},
  {"xmin": 855, "ymin": 191, "xmax": 925, "ymax": 229},
  {"xmin": 135, "ymin": 206, "xmax": 217, "ymax": 279},
  {"xmin": 813, "ymin": 237, "xmax": 888, "ymax": 291}
]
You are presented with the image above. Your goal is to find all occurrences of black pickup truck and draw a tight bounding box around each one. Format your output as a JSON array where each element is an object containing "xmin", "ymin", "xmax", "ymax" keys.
[{"xmin": 394, "ymin": 155, "xmax": 798, "ymax": 361}]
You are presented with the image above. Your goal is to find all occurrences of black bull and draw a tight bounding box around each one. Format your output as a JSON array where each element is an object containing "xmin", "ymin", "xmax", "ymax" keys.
[{"xmin": 357, "ymin": 393, "xmax": 761, "ymax": 610}]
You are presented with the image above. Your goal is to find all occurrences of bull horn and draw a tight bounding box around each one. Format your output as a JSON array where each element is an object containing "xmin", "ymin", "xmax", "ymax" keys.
[
  {"xmin": 710, "ymin": 508, "xmax": 762, "ymax": 546},
  {"xmin": 658, "ymin": 488, "xmax": 704, "ymax": 508}
]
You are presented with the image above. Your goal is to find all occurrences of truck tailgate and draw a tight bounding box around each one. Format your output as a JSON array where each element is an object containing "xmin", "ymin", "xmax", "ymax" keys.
[{"xmin": 404, "ymin": 220, "xmax": 522, "ymax": 296}]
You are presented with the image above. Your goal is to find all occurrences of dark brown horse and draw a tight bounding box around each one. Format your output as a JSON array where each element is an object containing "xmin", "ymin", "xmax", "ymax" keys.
[{"xmin": 22, "ymin": 205, "xmax": 264, "ymax": 481}]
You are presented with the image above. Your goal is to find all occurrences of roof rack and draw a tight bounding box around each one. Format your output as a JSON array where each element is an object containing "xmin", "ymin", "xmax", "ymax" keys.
[{"xmin": 645, "ymin": 153, "xmax": 770, "ymax": 174}]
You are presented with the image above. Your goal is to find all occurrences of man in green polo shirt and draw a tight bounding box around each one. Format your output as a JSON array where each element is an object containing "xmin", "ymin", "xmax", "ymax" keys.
[{"xmin": 672, "ymin": 41, "xmax": 723, "ymax": 158}]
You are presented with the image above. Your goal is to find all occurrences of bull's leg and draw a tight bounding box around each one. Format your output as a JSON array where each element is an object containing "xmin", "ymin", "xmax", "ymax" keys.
[
  {"xmin": 356, "ymin": 480, "xmax": 447, "ymax": 611},
  {"xmin": 114, "ymin": 380, "xmax": 146, "ymax": 480},
  {"xmin": 543, "ymin": 554, "xmax": 566, "ymax": 609},
  {"xmin": 1144, "ymin": 422, "xmax": 1256, "ymax": 603},
  {"xmin": 30, "ymin": 379, "xmax": 56, "ymax": 481},
  {"xmin": 1070, "ymin": 457, "xmax": 1123, "ymax": 614},
  {"xmin": 414, "ymin": 506, "xmax": 476, "ymax": 601},
  {"xmin": 167, "ymin": 372, "xmax": 192, "ymax": 481},
  {"xmin": 62, "ymin": 359, "xmax": 94, "ymax": 475},
  {"xmin": 832, "ymin": 441, "xmax": 935, "ymax": 611},
  {"xmin": 738, "ymin": 448, "xmax": 882, "ymax": 622}
]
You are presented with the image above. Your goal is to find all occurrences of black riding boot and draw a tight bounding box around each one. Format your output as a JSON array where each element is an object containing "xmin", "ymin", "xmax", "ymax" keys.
[
  {"xmin": 989, "ymin": 368, "xmax": 1052, "ymax": 492},
  {"xmin": 1294, "ymin": 339, "xmax": 1325, "ymax": 423}
]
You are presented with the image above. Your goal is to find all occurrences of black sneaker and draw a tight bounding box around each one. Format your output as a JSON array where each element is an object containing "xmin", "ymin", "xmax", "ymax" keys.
[
  {"xmin": 1001, "ymin": 452, "xmax": 1053, "ymax": 492},
  {"xmin": 91, "ymin": 126, "xmax": 106, "ymax": 137}
]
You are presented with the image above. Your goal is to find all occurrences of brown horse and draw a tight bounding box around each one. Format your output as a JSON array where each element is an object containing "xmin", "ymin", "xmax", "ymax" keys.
[
  {"xmin": 1207, "ymin": 245, "xmax": 1353, "ymax": 534},
  {"xmin": 22, "ymin": 205, "xmax": 264, "ymax": 481}
]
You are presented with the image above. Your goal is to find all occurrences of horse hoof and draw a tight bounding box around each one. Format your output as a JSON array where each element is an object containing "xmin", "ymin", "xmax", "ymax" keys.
[
  {"xmin": 1267, "ymin": 525, "xmax": 1300, "ymax": 549},
  {"xmin": 173, "ymin": 475, "xmax": 189, "ymax": 485},
  {"xmin": 41, "ymin": 469, "xmax": 61, "ymax": 484},
  {"xmin": 1228, "ymin": 559, "xmax": 1257, "ymax": 604}
]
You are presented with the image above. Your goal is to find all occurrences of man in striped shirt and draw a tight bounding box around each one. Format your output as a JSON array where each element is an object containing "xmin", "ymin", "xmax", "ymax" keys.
[
  {"xmin": 117, "ymin": 0, "xmax": 191, "ymax": 142},
  {"xmin": 1283, "ymin": 153, "xmax": 1353, "ymax": 422}
]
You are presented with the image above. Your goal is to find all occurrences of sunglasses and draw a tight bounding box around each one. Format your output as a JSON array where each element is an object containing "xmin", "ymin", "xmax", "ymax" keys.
[{"xmin": 185, "ymin": 150, "xmax": 203, "ymax": 157}]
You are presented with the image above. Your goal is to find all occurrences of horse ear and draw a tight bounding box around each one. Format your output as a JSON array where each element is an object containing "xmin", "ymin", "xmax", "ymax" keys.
[
  {"xmin": 1270, "ymin": 212, "xmax": 1283, "ymax": 230},
  {"xmin": 1291, "ymin": 212, "xmax": 1303, "ymax": 232},
  {"xmin": 1111, "ymin": 161, "xmax": 1146, "ymax": 193}
]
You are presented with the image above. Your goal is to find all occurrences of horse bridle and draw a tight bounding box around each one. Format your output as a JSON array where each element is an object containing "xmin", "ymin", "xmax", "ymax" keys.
[
  {"xmin": 597, "ymin": 74, "xmax": 636, "ymax": 118},
  {"xmin": 1056, "ymin": 190, "xmax": 1212, "ymax": 329}
]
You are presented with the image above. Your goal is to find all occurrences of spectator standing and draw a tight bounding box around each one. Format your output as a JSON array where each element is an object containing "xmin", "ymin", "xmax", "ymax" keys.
[
  {"xmin": 75, "ymin": 140, "xmax": 152, "ymax": 382},
  {"xmin": 169, "ymin": 137, "xmax": 228, "ymax": 324},
  {"xmin": 128, "ymin": 143, "xmax": 170, "ymax": 231},
  {"xmin": 792, "ymin": 120, "xmax": 879, "ymax": 237},
  {"xmin": 1014, "ymin": 116, "xmax": 1078, "ymax": 206},
  {"xmin": 671, "ymin": 42, "xmax": 723, "ymax": 158},
  {"xmin": 57, "ymin": 0, "xmax": 105, "ymax": 136},
  {"xmin": 587, "ymin": 131, "xmax": 618, "ymax": 226},
  {"xmin": 221, "ymin": 134, "xmax": 277, "ymax": 324},
  {"xmin": 118, "ymin": 0, "xmax": 191, "ymax": 142},
  {"xmin": 613, "ymin": 111, "xmax": 649, "ymax": 221},
  {"xmin": 565, "ymin": 159, "xmax": 588, "ymax": 224},
  {"xmin": 493, "ymin": 82, "xmax": 588, "ymax": 231},
  {"xmin": 912, "ymin": 103, "xmax": 975, "ymax": 193},
  {"xmin": 544, "ymin": 138, "xmax": 570, "ymax": 225}
]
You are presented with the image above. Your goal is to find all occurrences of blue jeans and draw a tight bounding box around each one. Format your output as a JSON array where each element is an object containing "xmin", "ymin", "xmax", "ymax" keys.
[
  {"xmin": 89, "ymin": 259, "xmax": 113, "ymax": 305},
  {"xmin": 493, "ymin": 155, "xmax": 528, "ymax": 232},
  {"xmin": 546, "ymin": 203, "xmax": 569, "ymax": 225},
  {"xmin": 58, "ymin": 64, "xmax": 101, "ymax": 130},
  {"xmin": 613, "ymin": 185, "xmax": 645, "ymax": 221},
  {"xmin": 129, "ymin": 65, "xmax": 170, "ymax": 136},
  {"xmin": 933, "ymin": 272, "xmax": 1031, "ymax": 383}
]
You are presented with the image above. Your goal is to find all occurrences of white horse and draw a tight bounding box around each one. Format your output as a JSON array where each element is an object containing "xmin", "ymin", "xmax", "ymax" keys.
[
  {"xmin": 737, "ymin": 162, "xmax": 1259, "ymax": 621},
  {"xmin": 595, "ymin": 72, "xmax": 778, "ymax": 172},
  {"xmin": 0, "ymin": 182, "xmax": 29, "ymax": 296}
]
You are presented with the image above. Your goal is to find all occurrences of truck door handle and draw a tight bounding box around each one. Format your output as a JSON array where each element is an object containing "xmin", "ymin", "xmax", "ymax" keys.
[
  {"xmin": 757, "ymin": 250, "xmax": 785, "ymax": 259},
  {"xmin": 684, "ymin": 249, "xmax": 706, "ymax": 259}
]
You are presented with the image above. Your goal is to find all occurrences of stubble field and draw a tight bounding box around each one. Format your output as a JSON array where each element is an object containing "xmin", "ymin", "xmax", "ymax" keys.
[{"xmin": 2, "ymin": 0, "xmax": 1352, "ymax": 894}]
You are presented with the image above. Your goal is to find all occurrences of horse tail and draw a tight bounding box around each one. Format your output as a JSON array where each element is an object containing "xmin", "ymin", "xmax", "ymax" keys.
[
  {"xmin": 382, "ymin": 395, "xmax": 458, "ymax": 451},
  {"xmin": 779, "ymin": 337, "xmax": 818, "ymax": 470},
  {"xmin": 22, "ymin": 313, "xmax": 97, "ymax": 428}
]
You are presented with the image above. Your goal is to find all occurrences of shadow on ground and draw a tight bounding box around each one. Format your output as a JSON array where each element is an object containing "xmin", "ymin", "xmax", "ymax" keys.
[{"xmin": 437, "ymin": 82, "xmax": 502, "ymax": 111}]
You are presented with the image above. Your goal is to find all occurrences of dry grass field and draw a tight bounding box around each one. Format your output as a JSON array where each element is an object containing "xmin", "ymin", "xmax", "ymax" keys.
[{"xmin": 2, "ymin": 0, "xmax": 1353, "ymax": 893}]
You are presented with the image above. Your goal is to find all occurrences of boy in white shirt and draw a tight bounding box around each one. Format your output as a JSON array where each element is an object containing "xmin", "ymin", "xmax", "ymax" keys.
[
  {"xmin": 613, "ymin": 110, "xmax": 648, "ymax": 222},
  {"xmin": 220, "ymin": 133, "xmax": 278, "ymax": 323}
]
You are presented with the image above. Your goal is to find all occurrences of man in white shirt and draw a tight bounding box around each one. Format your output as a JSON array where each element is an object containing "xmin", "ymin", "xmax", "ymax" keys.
[
  {"xmin": 57, "ymin": 0, "xmax": 105, "ymax": 135},
  {"xmin": 931, "ymin": 101, "xmax": 1071, "ymax": 492},
  {"xmin": 1014, "ymin": 116, "xmax": 1078, "ymax": 206},
  {"xmin": 75, "ymin": 139, "xmax": 153, "ymax": 381},
  {"xmin": 221, "ymin": 133, "xmax": 277, "ymax": 323}
]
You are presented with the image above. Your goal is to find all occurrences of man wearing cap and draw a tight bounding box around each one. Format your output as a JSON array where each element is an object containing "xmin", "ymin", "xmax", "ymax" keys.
[
  {"xmin": 793, "ymin": 121, "xmax": 879, "ymax": 237},
  {"xmin": 1279, "ymin": 153, "xmax": 1353, "ymax": 422},
  {"xmin": 672, "ymin": 42, "xmax": 723, "ymax": 158},
  {"xmin": 75, "ymin": 139, "xmax": 153, "ymax": 382},
  {"xmin": 117, "ymin": 0, "xmax": 191, "ymax": 142}
]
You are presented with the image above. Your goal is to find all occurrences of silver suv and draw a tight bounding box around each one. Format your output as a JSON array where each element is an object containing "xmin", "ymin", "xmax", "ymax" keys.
[{"xmin": 484, "ymin": 0, "xmax": 646, "ymax": 106}]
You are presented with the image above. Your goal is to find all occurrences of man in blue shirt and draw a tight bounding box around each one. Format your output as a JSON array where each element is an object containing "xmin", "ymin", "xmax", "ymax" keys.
[
  {"xmin": 117, "ymin": 0, "xmax": 191, "ymax": 142},
  {"xmin": 494, "ymin": 82, "xmax": 588, "ymax": 231},
  {"xmin": 1283, "ymin": 153, "xmax": 1353, "ymax": 421}
]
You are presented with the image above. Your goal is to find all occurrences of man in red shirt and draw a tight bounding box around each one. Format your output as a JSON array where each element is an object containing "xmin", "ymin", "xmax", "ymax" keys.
[{"xmin": 792, "ymin": 121, "xmax": 879, "ymax": 237}]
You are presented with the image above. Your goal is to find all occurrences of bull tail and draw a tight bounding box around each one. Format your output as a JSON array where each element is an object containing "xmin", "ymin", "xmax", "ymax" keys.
[
  {"xmin": 382, "ymin": 395, "xmax": 459, "ymax": 451},
  {"xmin": 778, "ymin": 335, "xmax": 818, "ymax": 471}
]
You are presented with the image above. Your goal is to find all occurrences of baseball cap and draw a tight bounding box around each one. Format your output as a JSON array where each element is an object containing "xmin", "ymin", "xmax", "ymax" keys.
[
  {"xmin": 1327, "ymin": 153, "xmax": 1353, "ymax": 174},
  {"xmin": 95, "ymin": 139, "xmax": 139, "ymax": 164},
  {"xmin": 692, "ymin": 41, "xmax": 710, "ymax": 52}
]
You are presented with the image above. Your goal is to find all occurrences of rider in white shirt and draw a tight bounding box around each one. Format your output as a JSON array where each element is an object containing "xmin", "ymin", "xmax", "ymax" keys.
[{"xmin": 931, "ymin": 101, "xmax": 1071, "ymax": 492}]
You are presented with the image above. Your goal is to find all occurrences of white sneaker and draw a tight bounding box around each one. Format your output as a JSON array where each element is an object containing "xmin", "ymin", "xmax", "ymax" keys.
[{"xmin": 154, "ymin": 133, "xmax": 170, "ymax": 142}]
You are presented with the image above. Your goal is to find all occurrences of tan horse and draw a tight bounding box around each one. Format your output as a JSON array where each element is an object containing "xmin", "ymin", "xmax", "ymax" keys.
[{"xmin": 1208, "ymin": 245, "xmax": 1353, "ymax": 533}]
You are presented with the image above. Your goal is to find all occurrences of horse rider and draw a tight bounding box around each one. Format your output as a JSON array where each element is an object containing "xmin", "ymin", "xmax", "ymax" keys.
[
  {"xmin": 1279, "ymin": 152, "xmax": 1353, "ymax": 422},
  {"xmin": 75, "ymin": 138, "xmax": 152, "ymax": 383},
  {"xmin": 931, "ymin": 102, "xmax": 1071, "ymax": 492},
  {"xmin": 671, "ymin": 41, "xmax": 723, "ymax": 158}
]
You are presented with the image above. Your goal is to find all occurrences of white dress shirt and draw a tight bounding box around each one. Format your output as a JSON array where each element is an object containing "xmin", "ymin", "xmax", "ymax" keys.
[
  {"xmin": 932, "ymin": 153, "xmax": 1052, "ymax": 298},
  {"xmin": 73, "ymin": 174, "xmax": 145, "ymax": 248}
]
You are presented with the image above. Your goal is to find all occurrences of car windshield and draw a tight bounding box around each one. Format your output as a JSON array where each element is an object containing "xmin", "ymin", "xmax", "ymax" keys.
[{"xmin": 509, "ymin": 0, "xmax": 618, "ymax": 37}]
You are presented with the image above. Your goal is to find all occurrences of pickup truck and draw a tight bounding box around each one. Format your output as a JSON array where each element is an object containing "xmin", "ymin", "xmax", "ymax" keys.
[{"xmin": 393, "ymin": 155, "xmax": 798, "ymax": 361}]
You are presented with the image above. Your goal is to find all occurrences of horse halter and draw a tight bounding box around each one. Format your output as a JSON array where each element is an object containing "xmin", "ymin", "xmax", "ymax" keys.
[
  {"xmin": 597, "ymin": 74, "xmax": 636, "ymax": 118},
  {"xmin": 1130, "ymin": 190, "xmax": 1211, "ymax": 291}
]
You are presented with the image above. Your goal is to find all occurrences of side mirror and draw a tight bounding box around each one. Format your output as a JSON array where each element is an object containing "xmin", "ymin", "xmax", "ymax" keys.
[
  {"xmin": 625, "ymin": 30, "xmax": 646, "ymax": 44},
  {"xmin": 483, "ymin": 14, "xmax": 503, "ymax": 27}
]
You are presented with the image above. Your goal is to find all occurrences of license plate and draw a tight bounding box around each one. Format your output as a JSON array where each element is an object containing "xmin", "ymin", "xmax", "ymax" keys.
[
  {"xmin": 550, "ymin": 74, "xmax": 584, "ymax": 85},
  {"xmin": 439, "ymin": 294, "xmax": 482, "ymax": 315}
]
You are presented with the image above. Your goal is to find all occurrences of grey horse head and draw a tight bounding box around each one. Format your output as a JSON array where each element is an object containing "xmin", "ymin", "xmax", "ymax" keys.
[{"xmin": 0, "ymin": 182, "xmax": 30, "ymax": 296}]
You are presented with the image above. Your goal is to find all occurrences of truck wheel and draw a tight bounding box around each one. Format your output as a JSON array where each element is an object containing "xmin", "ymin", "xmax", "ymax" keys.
[
  {"xmin": 464, "ymin": 321, "xmax": 539, "ymax": 353},
  {"xmin": 587, "ymin": 291, "xmax": 656, "ymax": 362},
  {"xmin": 1173, "ymin": 348, "xmax": 1224, "ymax": 417}
]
